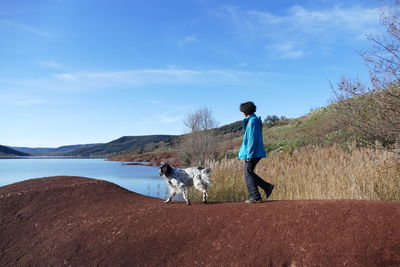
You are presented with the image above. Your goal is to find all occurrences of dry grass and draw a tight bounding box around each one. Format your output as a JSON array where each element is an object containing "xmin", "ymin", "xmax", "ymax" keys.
[{"xmin": 189, "ymin": 144, "xmax": 400, "ymax": 203}]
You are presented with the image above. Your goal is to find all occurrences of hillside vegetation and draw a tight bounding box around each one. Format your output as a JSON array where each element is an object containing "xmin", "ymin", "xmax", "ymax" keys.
[
  {"xmin": 64, "ymin": 135, "xmax": 178, "ymax": 157},
  {"xmin": 263, "ymin": 105, "xmax": 351, "ymax": 153},
  {"xmin": 7, "ymin": 136, "xmax": 178, "ymax": 157},
  {"xmin": 11, "ymin": 144, "xmax": 98, "ymax": 156}
]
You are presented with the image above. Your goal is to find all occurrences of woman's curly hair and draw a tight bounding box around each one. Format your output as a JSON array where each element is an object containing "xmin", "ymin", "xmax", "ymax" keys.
[{"xmin": 240, "ymin": 101, "xmax": 257, "ymax": 116}]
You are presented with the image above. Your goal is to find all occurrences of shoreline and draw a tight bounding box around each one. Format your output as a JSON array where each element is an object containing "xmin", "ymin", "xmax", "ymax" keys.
[
  {"xmin": 108, "ymin": 151, "xmax": 182, "ymax": 167},
  {"xmin": 122, "ymin": 162, "xmax": 154, "ymax": 166}
]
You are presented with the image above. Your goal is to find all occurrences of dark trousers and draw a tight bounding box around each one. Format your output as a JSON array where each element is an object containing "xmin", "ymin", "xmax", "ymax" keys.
[{"xmin": 244, "ymin": 157, "xmax": 271, "ymax": 200}]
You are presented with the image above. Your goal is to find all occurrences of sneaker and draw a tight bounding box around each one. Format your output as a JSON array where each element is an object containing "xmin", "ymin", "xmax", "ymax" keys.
[
  {"xmin": 264, "ymin": 184, "xmax": 275, "ymax": 199},
  {"xmin": 245, "ymin": 198, "xmax": 263, "ymax": 204}
]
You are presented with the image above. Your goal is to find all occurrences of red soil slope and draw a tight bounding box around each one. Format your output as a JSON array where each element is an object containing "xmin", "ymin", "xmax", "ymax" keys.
[{"xmin": 0, "ymin": 176, "xmax": 399, "ymax": 266}]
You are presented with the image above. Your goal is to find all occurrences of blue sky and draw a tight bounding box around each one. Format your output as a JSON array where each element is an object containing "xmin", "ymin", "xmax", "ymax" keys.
[{"xmin": 1, "ymin": 0, "xmax": 386, "ymax": 147}]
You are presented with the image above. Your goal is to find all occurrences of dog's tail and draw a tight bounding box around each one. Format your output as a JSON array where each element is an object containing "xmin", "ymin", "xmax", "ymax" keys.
[{"xmin": 201, "ymin": 168, "xmax": 212, "ymax": 186}]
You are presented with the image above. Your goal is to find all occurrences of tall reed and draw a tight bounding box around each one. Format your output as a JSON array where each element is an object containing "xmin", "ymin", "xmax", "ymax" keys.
[{"xmin": 189, "ymin": 144, "xmax": 400, "ymax": 202}]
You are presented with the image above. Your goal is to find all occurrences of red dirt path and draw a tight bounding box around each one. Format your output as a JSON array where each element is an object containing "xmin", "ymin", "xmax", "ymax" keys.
[{"xmin": 0, "ymin": 176, "xmax": 399, "ymax": 266}]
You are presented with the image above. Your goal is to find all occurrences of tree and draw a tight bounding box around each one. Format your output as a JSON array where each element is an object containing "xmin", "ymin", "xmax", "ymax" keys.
[
  {"xmin": 333, "ymin": 0, "xmax": 400, "ymax": 153},
  {"xmin": 264, "ymin": 115, "xmax": 280, "ymax": 127},
  {"xmin": 263, "ymin": 115, "xmax": 289, "ymax": 127},
  {"xmin": 180, "ymin": 107, "xmax": 218, "ymax": 166}
]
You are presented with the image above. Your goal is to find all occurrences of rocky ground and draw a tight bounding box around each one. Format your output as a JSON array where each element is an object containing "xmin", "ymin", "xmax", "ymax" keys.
[{"xmin": 0, "ymin": 176, "xmax": 399, "ymax": 266}]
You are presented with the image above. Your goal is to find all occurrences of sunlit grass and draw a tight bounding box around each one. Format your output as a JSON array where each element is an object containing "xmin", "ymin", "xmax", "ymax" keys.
[{"xmin": 189, "ymin": 144, "xmax": 400, "ymax": 203}]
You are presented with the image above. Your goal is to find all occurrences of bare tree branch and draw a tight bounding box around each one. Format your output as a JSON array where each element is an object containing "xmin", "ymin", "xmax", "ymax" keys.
[{"xmin": 180, "ymin": 107, "xmax": 218, "ymax": 166}]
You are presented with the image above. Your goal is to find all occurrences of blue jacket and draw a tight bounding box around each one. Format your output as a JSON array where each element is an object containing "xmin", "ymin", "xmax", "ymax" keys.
[{"xmin": 238, "ymin": 114, "xmax": 266, "ymax": 160}]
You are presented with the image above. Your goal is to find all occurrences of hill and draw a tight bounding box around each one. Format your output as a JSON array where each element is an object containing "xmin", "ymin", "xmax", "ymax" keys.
[
  {"xmin": 1, "ymin": 176, "xmax": 399, "ymax": 266},
  {"xmin": 262, "ymin": 105, "xmax": 347, "ymax": 153},
  {"xmin": 213, "ymin": 104, "xmax": 356, "ymax": 157},
  {"xmin": 64, "ymin": 135, "xmax": 177, "ymax": 157},
  {"xmin": 7, "ymin": 135, "xmax": 178, "ymax": 158},
  {"xmin": 0, "ymin": 145, "xmax": 29, "ymax": 156},
  {"xmin": 108, "ymin": 122, "xmax": 245, "ymax": 164},
  {"xmin": 10, "ymin": 144, "xmax": 100, "ymax": 156}
]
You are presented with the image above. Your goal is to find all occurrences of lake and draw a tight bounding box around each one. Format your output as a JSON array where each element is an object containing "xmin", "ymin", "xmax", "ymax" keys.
[{"xmin": 0, "ymin": 158, "xmax": 169, "ymax": 199}]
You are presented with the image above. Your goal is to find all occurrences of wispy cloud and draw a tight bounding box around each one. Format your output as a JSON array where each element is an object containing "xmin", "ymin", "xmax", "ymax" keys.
[
  {"xmin": 177, "ymin": 33, "xmax": 198, "ymax": 47},
  {"xmin": 217, "ymin": 4, "xmax": 383, "ymax": 59},
  {"xmin": 45, "ymin": 68, "xmax": 278, "ymax": 91},
  {"xmin": 282, "ymin": 5, "xmax": 381, "ymax": 38},
  {"xmin": 0, "ymin": 19, "xmax": 52, "ymax": 38},
  {"xmin": 1, "ymin": 67, "xmax": 281, "ymax": 104},
  {"xmin": 267, "ymin": 41, "xmax": 310, "ymax": 59},
  {"xmin": 51, "ymin": 68, "xmax": 202, "ymax": 90}
]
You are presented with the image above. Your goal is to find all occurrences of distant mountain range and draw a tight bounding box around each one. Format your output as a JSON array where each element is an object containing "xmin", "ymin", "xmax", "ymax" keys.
[
  {"xmin": 2, "ymin": 120, "xmax": 244, "ymax": 158},
  {"xmin": 0, "ymin": 118, "xmax": 244, "ymax": 159},
  {"xmin": 3, "ymin": 135, "xmax": 179, "ymax": 157},
  {"xmin": 10, "ymin": 144, "xmax": 99, "ymax": 156},
  {"xmin": 63, "ymin": 135, "xmax": 177, "ymax": 157}
]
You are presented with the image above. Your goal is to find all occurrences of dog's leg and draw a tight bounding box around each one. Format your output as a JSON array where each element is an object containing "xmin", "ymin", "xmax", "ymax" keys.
[
  {"xmin": 202, "ymin": 190, "xmax": 208, "ymax": 204},
  {"xmin": 182, "ymin": 188, "xmax": 190, "ymax": 205},
  {"xmin": 195, "ymin": 183, "xmax": 208, "ymax": 204},
  {"xmin": 164, "ymin": 191, "xmax": 176, "ymax": 203}
]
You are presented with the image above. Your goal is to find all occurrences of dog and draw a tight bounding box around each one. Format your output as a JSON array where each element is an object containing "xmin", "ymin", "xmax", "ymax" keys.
[{"xmin": 159, "ymin": 162, "xmax": 212, "ymax": 205}]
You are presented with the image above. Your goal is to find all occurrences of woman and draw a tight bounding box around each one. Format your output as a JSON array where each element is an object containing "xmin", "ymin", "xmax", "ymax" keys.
[{"xmin": 238, "ymin": 101, "xmax": 274, "ymax": 203}]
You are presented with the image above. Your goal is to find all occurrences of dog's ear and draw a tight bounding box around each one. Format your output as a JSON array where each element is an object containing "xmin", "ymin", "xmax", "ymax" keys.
[
  {"xmin": 159, "ymin": 162, "xmax": 172, "ymax": 177},
  {"xmin": 202, "ymin": 168, "xmax": 212, "ymax": 175},
  {"xmin": 159, "ymin": 162, "xmax": 165, "ymax": 176},
  {"xmin": 166, "ymin": 164, "xmax": 172, "ymax": 176}
]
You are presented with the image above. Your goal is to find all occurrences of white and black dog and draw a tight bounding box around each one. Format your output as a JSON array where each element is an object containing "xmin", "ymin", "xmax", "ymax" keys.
[{"xmin": 159, "ymin": 162, "xmax": 212, "ymax": 205}]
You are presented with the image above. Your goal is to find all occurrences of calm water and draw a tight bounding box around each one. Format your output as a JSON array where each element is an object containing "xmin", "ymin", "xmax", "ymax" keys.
[{"xmin": 0, "ymin": 158, "xmax": 168, "ymax": 199}]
